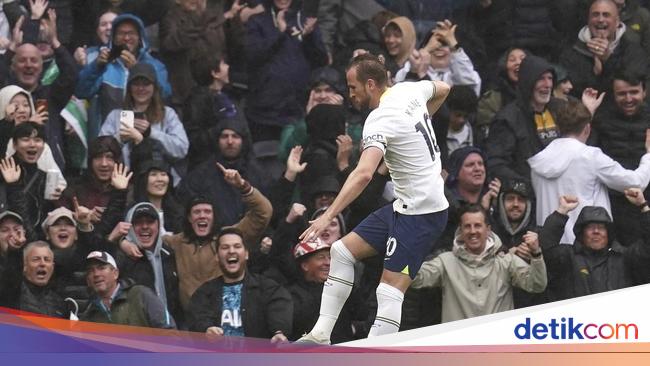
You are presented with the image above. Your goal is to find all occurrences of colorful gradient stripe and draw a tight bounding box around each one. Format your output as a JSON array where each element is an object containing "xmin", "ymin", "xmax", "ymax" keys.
[{"xmin": 0, "ymin": 307, "xmax": 649, "ymax": 365}]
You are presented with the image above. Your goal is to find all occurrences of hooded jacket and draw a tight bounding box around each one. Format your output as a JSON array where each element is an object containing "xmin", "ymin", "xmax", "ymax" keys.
[
  {"xmin": 485, "ymin": 54, "xmax": 562, "ymax": 184},
  {"xmin": 0, "ymin": 86, "xmax": 64, "ymax": 190},
  {"xmin": 540, "ymin": 207, "xmax": 650, "ymax": 301},
  {"xmin": 384, "ymin": 17, "xmax": 416, "ymax": 69},
  {"xmin": 75, "ymin": 14, "xmax": 172, "ymax": 124},
  {"xmin": 493, "ymin": 189, "xmax": 534, "ymax": 249},
  {"xmin": 411, "ymin": 230, "xmax": 547, "ymax": 323},
  {"xmin": 529, "ymin": 137, "xmax": 650, "ymax": 243},
  {"xmin": 116, "ymin": 202, "xmax": 181, "ymax": 325}
]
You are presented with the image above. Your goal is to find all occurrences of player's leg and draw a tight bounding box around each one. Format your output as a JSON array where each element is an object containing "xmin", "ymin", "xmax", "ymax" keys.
[
  {"xmin": 298, "ymin": 205, "xmax": 392, "ymax": 344},
  {"xmin": 368, "ymin": 209, "xmax": 448, "ymax": 337}
]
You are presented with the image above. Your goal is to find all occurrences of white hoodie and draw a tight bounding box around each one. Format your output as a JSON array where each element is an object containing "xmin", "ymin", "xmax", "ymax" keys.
[{"xmin": 528, "ymin": 137, "xmax": 650, "ymax": 243}]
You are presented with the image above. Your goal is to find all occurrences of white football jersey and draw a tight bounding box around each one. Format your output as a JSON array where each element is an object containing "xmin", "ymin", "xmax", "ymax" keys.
[{"xmin": 362, "ymin": 81, "xmax": 448, "ymax": 215}]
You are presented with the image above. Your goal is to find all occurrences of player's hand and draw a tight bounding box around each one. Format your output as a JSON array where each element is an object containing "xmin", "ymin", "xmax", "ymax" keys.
[
  {"xmin": 299, "ymin": 212, "xmax": 331, "ymax": 241},
  {"xmin": 557, "ymin": 195, "xmax": 579, "ymax": 215}
]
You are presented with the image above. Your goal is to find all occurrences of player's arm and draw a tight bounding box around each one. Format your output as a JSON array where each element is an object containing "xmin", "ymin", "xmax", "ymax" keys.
[
  {"xmin": 300, "ymin": 147, "xmax": 384, "ymax": 240},
  {"xmin": 426, "ymin": 80, "xmax": 451, "ymax": 116}
]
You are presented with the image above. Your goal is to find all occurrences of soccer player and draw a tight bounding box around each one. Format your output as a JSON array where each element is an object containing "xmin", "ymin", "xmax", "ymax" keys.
[{"xmin": 297, "ymin": 54, "xmax": 450, "ymax": 343}]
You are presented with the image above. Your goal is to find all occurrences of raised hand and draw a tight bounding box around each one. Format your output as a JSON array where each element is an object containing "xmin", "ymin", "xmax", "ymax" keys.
[
  {"xmin": 29, "ymin": 107, "xmax": 48, "ymax": 125},
  {"xmin": 302, "ymin": 17, "xmax": 317, "ymax": 37},
  {"xmin": 217, "ymin": 162, "xmax": 246, "ymax": 189},
  {"xmin": 624, "ymin": 187, "xmax": 646, "ymax": 207},
  {"xmin": 225, "ymin": 0, "xmax": 244, "ymax": 19},
  {"xmin": 336, "ymin": 135, "xmax": 353, "ymax": 171},
  {"xmin": 9, "ymin": 16, "xmax": 24, "ymax": 51},
  {"xmin": 96, "ymin": 47, "xmax": 110, "ymax": 66},
  {"xmin": 557, "ymin": 195, "xmax": 579, "ymax": 215},
  {"xmin": 133, "ymin": 118, "xmax": 150, "ymax": 134},
  {"xmin": 276, "ymin": 9, "xmax": 288, "ymax": 33},
  {"xmin": 119, "ymin": 121, "xmax": 143, "ymax": 144},
  {"xmin": 286, "ymin": 203, "xmax": 307, "ymax": 223},
  {"xmin": 4, "ymin": 102, "xmax": 17, "ymax": 122},
  {"xmin": 299, "ymin": 212, "xmax": 331, "ymax": 242},
  {"xmin": 480, "ymin": 177, "xmax": 501, "ymax": 210},
  {"xmin": 522, "ymin": 231, "xmax": 540, "ymax": 255},
  {"xmin": 581, "ymin": 88, "xmax": 605, "ymax": 116},
  {"xmin": 111, "ymin": 163, "xmax": 133, "ymax": 190},
  {"xmin": 42, "ymin": 8, "xmax": 60, "ymax": 48},
  {"xmin": 0, "ymin": 157, "xmax": 21, "ymax": 184},
  {"xmin": 74, "ymin": 46, "xmax": 88, "ymax": 66},
  {"xmin": 120, "ymin": 49, "xmax": 138, "ymax": 69},
  {"xmin": 108, "ymin": 221, "xmax": 132, "ymax": 243},
  {"xmin": 29, "ymin": 0, "xmax": 49, "ymax": 20},
  {"xmin": 72, "ymin": 196, "xmax": 93, "ymax": 226},
  {"xmin": 433, "ymin": 19, "xmax": 458, "ymax": 48},
  {"xmin": 284, "ymin": 146, "xmax": 307, "ymax": 181}
]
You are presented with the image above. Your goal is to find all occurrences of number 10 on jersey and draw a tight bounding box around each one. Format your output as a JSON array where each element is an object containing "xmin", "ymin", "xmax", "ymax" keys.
[{"xmin": 415, "ymin": 113, "xmax": 438, "ymax": 162}]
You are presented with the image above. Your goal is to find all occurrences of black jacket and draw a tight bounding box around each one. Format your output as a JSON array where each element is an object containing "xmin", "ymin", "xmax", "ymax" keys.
[
  {"xmin": 187, "ymin": 272, "xmax": 292, "ymax": 338},
  {"xmin": 558, "ymin": 30, "xmax": 649, "ymax": 99},
  {"xmin": 486, "ymin": 55, "xmax": 562, "ymax": 184},
  {"xmin": 540, "ymin": 208, "xmax": 650, "ymax": 301}
]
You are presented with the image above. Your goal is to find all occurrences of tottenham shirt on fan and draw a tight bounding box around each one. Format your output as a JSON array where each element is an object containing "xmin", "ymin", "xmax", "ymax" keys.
[
  {"xmin": 362, "ymin": 81, "xmax": 449, "ymax": 215},
  {"xmin": 221, "ymin": 281, "xmax": 244, "ymax": 336}
]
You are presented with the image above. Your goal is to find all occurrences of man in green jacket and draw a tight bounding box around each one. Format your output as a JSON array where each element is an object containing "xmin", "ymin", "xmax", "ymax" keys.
[{"xmin": 81, "ymin": 251, "xmax": 175, "ymax": 329}]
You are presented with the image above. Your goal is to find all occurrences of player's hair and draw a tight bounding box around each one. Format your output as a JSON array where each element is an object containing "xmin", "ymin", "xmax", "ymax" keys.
[
  {"xmin": 555, "ymin": 98, "xmax": 591, "ymax": 136},
  {"xmin": 347, "ymin": 53, "xmax": 388, "ymax": 88},
  {"xmin": 447, "ymin": 85, "xmax": 478, "ymax": 113},
  {"xmin": 458, "ymin": 204, "xmax": 490, "ymax": 225}
]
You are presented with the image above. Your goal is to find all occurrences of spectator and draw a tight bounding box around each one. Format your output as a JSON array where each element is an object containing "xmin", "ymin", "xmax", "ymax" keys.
[
  {"xmin": 163, "ymin": 166, "xmax": 272, "ymax": 311},
  {"xmin": 492, "ymin": 179, "xmax": 535, "ymax": 250},
  {"xmin": 529, "ymin": 96, "xmax": 650, "ymax": 243},
  {"xmin": 288, "ymin": 237, "xmax": 367, "ymax": 343},
  {"xmin": 552, "ymin": 64, "xmax": 574, "ymax": 101},
  {"xmin": 0, "ymin": 210, "xmax": 26, "ymax": 256},
  {"xmin": 1, "ymin": 240, "xmax": 68, "ymax": 317},
  {"xmin": 115, "ymin": 202, "xmax": 182, "ymax": 326},
  {"xmin": 432, "ymin": 85, "xmax": 478, "ymax": 164},
  {"xmin": 540, "ymin": 193, "xmax": 650, "ymax": 301},
  {"xmin": 177, "ymin": 115, "xmax": 268, "ymax": 226},
  {"xmin": 131, "ymin": 159, "xmax": 184, "ymax": 235},
  {"xmin": 244, "ymin": 0, "xmax": 328, "ymax": 142},
  {"xmin": 614, "ymin": 0, "xmax": 650, "ymax": 56},
  {"xmin": 0, "ymin": 123, "xmax": 60, "ymax": 238},
  {"xmin": 558, "ymin": 0, "xmax": 649, "ymax": 98},
  {"xmin": 76, "ymin": 14, "xmax": 172, "ymax": 125},
  {"xmin": 395, "ymin": 20, "xmax": 481, "ymax": 96},
  {"xmin": 81, "ymin": 250, "xmax": 176, "ymax": 329},
  {"xmin": 159, "ymin": 0, "xmax": 245, "ymax": 106},
  {"xmin": 187, "ymin": 227, "xmax": 292, "ymax": 341},
  {"xmin": 592, "ymin": 71, "xmax": 650, "ymax": 246},
  {"xmin": 485, "ymin": 54, "xmax": 561, "ymax": 184},
  {"xmin": 6, "ymin": 10, "xmax": 77, "ymax": 170},
  {"xmin": 317, "ymin": 0, "xmax": 385, "ymax": 56},
  {"xmin": 475, "ymin": 47, "xmax": 527, "ymax": 145},
  {"xmin": 381, "ymin": 16, "xmax": 416, "ymax": 78},
  {"xmin": 410, "ymin": 204, "xmax": 547, "ymax": 322},
  {"xmin": 99, "ymin": 62, "xmax": 188, "ymax": 182}
]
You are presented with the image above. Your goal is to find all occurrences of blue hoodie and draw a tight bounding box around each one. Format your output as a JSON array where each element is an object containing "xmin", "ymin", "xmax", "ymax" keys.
[{"xmin": 75, "ymin": 14, "xmax": 172, "ymax": 125}]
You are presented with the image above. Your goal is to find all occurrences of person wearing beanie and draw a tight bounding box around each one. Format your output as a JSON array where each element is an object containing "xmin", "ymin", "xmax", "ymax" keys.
[{"xmin": 164, "ymin": 164, "xmax": 272, "ymax": 312}]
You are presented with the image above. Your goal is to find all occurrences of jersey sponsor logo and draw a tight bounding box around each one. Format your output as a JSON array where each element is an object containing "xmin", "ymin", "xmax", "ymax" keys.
[
  {"xmin": 222, "ymin": 309, "xmax": 242, "ymax": 328},
  {"xmin": 363, "ymin": 134, "xmax": 387, "ymax": 149}
]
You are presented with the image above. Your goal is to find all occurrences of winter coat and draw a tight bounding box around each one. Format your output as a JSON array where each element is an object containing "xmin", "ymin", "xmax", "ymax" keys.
[
  {"xmin": 81, "ymin": 279, "xmax": 176, "ymax": 329},
  {"xmin": 411, "ymin": 231, "xmax": 547, "ymax": 322},
  {"xmin": 159, "ymin": 1, "xmax": 244, "ymax": 104},
  {"xmin": 163, "ymin": 186, "xmax": 272, "ymax": 310},
  {"xmin": 539, "ymin": 209, "xmax": 650, "ymax": 301},
  {"xmin": 187, "ymin": 273, "xmax": 293, "ymax": 338},
  {"xmin": 485, "ymin": 55, "xmax": 562, "ymax": 184},
  {"xmin": 15, "ymin": 281, "xmax": 68, "ymax": 317},
  {"xmin": 529, "ymin": 137, "xmax": 650, "ymax": 243},
  {"xmin": 244, "ymin": 4, "xmax": 328, "ymax": 128},
  {"xmin": 558, "ymin": 26, "xmax": 649, "ymax": 99},
  {"xmin": 115, "ymin": 202, "xmax": 182, "ymax": 326},
  {"xmin": 75, "ymin": 14, "xmax": 172, "ymax": 124}
]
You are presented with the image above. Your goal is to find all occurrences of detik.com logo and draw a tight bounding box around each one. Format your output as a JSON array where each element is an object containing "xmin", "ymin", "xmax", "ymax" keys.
[{"xmin": 514, "ymin": 317, "xmax": 638, "ymax": 340}]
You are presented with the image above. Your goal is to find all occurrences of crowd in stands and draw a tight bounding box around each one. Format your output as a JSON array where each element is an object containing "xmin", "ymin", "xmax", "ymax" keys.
[{"xmin": 1, "ymin": 0, "xmax": 650, "ymax": 343}]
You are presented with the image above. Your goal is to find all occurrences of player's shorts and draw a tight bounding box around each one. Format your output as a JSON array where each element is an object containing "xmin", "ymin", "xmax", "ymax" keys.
[{"xmin": 352, "ymin": 204, "xmax": 448, "ymax": 279}]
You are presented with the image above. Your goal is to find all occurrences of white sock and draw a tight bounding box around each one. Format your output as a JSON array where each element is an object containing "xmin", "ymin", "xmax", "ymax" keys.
[
  {"xmin": 369, "ymin": 282, "xmax": 404, "ymax": 337},
  {"xmin": 310, "ymin": 240, "xmax": 356, "ymax": 340}
]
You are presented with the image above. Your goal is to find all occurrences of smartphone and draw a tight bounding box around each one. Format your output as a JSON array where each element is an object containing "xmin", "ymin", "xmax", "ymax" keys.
[
  {"xmin": 35, "ymin": 99, "xmax": 48, "ymax": 112},
  {"xmin": 302, "ymin": 0, "xmax": 320, "ymax": 18},
  {"xmin": 120, "ymin": 110, "xmax": 135, "ymax": 128},
  {"xmin": 134, "ymin": 112, "xmax": 145, "ymax": 120},
  {"xmin": 108, "ymin": 44, "xmax": 125, "ymax": 61}
]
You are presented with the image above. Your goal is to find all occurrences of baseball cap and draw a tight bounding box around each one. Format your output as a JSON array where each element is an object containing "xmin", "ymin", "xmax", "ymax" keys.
[
  {"xmin": 0, "ymin": 210, "xmax": 23, "ymax": 224},
  {"xmin": 132, "ymin": 204, "xmax": 159, "ymax": 221},
  {"xmin": 86, "ymin": 251, "xmax": 117, "ymax": 268},
  {"xmin": 41, "ymin": 207, "xmax": 76, "ymax": 234},
  {"xmin": 501, "ymin": 180, "xmax": 531, "ymax": 199},
  {"xmin": 128, "ymin": 62, "xmax": 157, "ymax": 84},
  {"xmin": 293, "ymin": 237, "xmax": 331, "ymax": 259}
]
